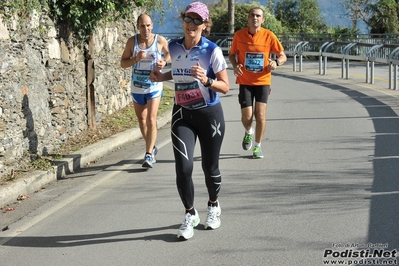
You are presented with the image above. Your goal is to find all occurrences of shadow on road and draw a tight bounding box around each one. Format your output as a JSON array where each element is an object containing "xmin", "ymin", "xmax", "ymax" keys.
[
  {"xmin": 275, "ymin": 72, "xmax": 399, "ymax": 250},
  {"xmin": 1, "ymin": 224, "xmax": 182, "ymax": 247}
]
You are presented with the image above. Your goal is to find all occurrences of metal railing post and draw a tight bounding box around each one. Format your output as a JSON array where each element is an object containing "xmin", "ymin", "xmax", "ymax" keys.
[
  {"xmin": 342, "ymin": 43, "xmax": 358, "ymax": 79},
  {"xmin": 322, "ymin": 42, "xmax": 335, "ymax": 75},
  {"xmin": 323, "ymin": 56, "xmax": 328, "ymax": 75},
  {"xmin": 292, "ymin": 41, "xmax": 304, "ymax": 72},
  {"xmin": 341, "ymin": 58, "xmax": 345, "ymax": 79},
  {"xmin": 366, "ymin": 44, "xmax": 384, "ymax": 84},
  {"xmin": 319, "ymin": 56, "xmax": 323, "ymax": 75},
  {"xmin": 298, "ymin": 41, "xmax": 308, "ymax": 72},
  {"xmin": 319, "ymin": 42, "xmax": 330, "ymax": 75},
  {"xmin": 388, "ymin": 47, "xmax": 399, "ymax": 90},
  {"xmin": 371, "ymin": 61, "xmax": 375, "ymax": 84}
]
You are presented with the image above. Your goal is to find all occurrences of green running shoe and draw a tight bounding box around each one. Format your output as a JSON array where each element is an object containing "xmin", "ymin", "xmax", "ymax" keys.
[
  {"xmin": 253, "ymin": 146, "xmax": 264, "ymax": 159},
  {"xmin": 242, "ymin": 132, "xmax": 253, "ymax": 150}
]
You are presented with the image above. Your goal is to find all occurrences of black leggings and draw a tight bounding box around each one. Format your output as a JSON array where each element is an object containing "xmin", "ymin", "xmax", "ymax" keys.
[{"xmin": 171, "ymin": 103, "xmax": 225, "ymax": 210}]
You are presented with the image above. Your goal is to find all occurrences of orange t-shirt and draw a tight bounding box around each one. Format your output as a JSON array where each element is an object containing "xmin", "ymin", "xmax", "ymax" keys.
[{"xmin": 230, "ymin": 27, "xmax": 284, "ymax": 85}]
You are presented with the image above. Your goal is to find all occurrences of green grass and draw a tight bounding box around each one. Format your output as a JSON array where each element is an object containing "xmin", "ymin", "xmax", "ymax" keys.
[{"xmin": 100, "ymin": 87, "xmax": 173, "ymax": 133}]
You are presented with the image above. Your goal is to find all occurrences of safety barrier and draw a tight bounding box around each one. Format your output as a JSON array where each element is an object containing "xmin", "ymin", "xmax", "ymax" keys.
[
  {"xmin": 270, "ymin": 39, "xmax": 398, "ymax": 90},
  {"xmin": 290, "ymin": 41, "xmax": 399, "ymax": 90}
]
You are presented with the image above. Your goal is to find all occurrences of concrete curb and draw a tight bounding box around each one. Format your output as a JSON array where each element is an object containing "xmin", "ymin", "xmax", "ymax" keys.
[{"xmin": 0, "ymin": 109, "xmax": 172, "ymax": 208}]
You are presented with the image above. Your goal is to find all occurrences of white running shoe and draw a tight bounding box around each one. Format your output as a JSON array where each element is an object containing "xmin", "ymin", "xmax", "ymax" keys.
[
  {"xmin": 142, "ymin": 154, "xmax": 153, "ymax": 168},
  {"xmin": 204, "ymin": 201, "xmax": 221, "ymax": 229},
  {"xmin": 152, "ymin": 146, "xmax": 158, "ymax": 163},
  {"xmin": 177, "ymin": 209, "xmax": 200, "ymax": 240}
]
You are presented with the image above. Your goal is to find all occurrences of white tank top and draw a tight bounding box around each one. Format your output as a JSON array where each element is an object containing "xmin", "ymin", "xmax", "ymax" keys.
[{"xmin": 131, "ymin": 34, "xmax": 163, "ymax": 94}]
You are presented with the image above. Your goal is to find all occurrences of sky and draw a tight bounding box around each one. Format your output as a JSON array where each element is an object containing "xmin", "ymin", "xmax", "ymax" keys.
[{"xmin": 151, "ymin": 0, "xmax": 190, "ymax": 34}]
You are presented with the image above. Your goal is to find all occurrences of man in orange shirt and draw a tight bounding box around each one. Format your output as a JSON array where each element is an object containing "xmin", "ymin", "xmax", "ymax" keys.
[{"xmin": 229, "ymin": 7, "xmax": 287, "ymax": 159}]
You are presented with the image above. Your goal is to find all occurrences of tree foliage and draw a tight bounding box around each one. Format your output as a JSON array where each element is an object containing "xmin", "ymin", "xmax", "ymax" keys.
[
  {"xmin": 209, "ymin": 0, "xmax": 285, "ymax": 34},
  {"xmin": 341, "ymin": 0, "xmax": 399, "ymax": 33},
  {"xmin": 340, "ymin": 0, "xmax": 370, "ymax": 30},
  {"xmin": 0, "ymin": 0, "xmax": 165, "ymax": 41},
  {"xmin": 274, "ymin": 0, "xmax": 327, "ymax": 34},
  {"xmin": 329, "ymin": 26, "xmax": 360, "ymax": 39},
  {"xmin": 367, "ymin": 0, "xmax": 399, "ymax": 33}
]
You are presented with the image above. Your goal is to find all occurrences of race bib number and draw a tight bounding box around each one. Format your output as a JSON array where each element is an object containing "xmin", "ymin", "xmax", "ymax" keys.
[
  {"xmin": 245, "ymin": 52, "xmax": 264, "ymax": 73},
  {"xmin": 133, "ymin": 55, "xmax": 156, "ymax": 89},
  {"xmin": 133, "ymin": 68, "xmax": 152, "ymax": 89},
  {"xmin": 175, "ymin": 81, "xmax": 207, "ymax": 109}
]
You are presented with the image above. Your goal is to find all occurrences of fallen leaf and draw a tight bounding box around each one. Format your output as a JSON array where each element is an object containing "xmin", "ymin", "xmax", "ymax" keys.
[{"xmin": 17, "ymin": 194, "xmax": 30, "ymax": 201}]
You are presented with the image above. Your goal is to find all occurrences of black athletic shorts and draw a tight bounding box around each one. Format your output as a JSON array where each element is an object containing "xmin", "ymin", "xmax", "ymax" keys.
[{"xmin": 238, "ymin": 85, "xmax": 270, "ymax": 109}]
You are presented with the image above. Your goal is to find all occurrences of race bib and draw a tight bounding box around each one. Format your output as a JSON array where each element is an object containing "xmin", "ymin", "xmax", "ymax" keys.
[
  {"xmin": 245, "ymin": 52, "xmax": 264, "ymax": 73},
  {"xmin": 133, "ymin": 55, "xmax": 156, "ymax": 89},
  {"xmin": 175, "ymin": 81, "xmax": 207, "ymax": 109},
  {"xmin": 133, "ymin": 68, "xmax": 152, "ymax": 89}
]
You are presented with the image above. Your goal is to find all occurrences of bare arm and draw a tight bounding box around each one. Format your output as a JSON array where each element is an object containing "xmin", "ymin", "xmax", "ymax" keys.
[
  {"xmin": 276, "ymin": 51, "xmax": 287, "ymax": 66},
  {"xmin": 268, "ymin": 51, "xmax": 288, "ymax": 70},
  {"xmin": 229, "ymin": 52, "xmax": 244, "ymax": 77},
  {"xmin": 228, "ymin": 53, "xmax": 238, "ymax": 69},
  {"xmin": 120, "ymin": 37, "xmax": 137, "ymax": 68},
  {"xmin": 155, "ymin": 35, "xmax": 171, "ymax": 69},
  {"xmin": 191, "ymin": 62, "xmax": 229, "ymax": 95},
  {"xmin": 211, "ymin": 69, "xmax": 229, "ymax": 94},
  {"xmin": 159, "ymin": 35, "xmax": 171, "ymax": 63}
]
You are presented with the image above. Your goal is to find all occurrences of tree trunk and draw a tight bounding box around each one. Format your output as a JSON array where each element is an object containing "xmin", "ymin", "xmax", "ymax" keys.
[{"xmin": 228, "ymin": 0, "xmax": 235, "ymax": 34}]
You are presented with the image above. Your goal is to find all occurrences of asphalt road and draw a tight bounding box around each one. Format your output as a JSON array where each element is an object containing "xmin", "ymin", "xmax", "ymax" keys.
[{"xmin": 1, "ymin": 59, "xmax": 398, "ymax": 266}]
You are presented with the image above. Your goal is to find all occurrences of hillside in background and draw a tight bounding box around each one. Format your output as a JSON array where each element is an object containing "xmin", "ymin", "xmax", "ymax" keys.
[
  {"xmin": 317, "ymin": 0, "xmax": 368, "ymax": 32},
  {"xmin": 152, "ymin": 0, "xmax": 369, "ymax": 34}
]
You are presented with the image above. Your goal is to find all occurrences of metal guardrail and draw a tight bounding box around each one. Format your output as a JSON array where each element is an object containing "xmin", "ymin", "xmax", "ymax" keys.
[
  {"xmin": 288, "ymin": 41, "xmax": 399, "ymax": 90},
  {"xmin": 214, "ymin": 37, "xmax": 399, "ymax": 90}
]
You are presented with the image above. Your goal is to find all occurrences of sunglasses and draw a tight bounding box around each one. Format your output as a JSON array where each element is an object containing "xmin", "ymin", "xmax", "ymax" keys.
[{"xmin": 183, "ymin": 16, "xmax": 204, "ymax": 25}]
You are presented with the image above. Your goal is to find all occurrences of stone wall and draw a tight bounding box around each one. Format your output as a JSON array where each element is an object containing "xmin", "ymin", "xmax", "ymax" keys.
[{"xmin": 0, "ymin": 11, "xmax": 141, "ymax": 178}]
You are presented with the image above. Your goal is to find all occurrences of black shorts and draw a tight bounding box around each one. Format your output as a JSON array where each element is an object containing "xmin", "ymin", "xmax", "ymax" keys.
[{"xmin": 238, "ymin": 85, "xmax": 270, "ymax": 109}]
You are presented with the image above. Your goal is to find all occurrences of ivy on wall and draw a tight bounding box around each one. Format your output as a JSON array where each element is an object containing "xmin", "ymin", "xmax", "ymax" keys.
[
  {"xmin": 0, "ymin": 0, "xmax": 165, "ymax": 42},
  {"xmin": 0, "ymin": 0, "xmax": 44, "ymax": 20}
]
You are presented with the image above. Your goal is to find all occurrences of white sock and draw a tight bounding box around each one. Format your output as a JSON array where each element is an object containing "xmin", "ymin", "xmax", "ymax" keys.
[
  {"xmin": 254, "ymin": 142, "xmax": 261, "ymax": 147},
  {"xmin": 246, "ymin": 128, "xmax": 254, "ymax": 135}
]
